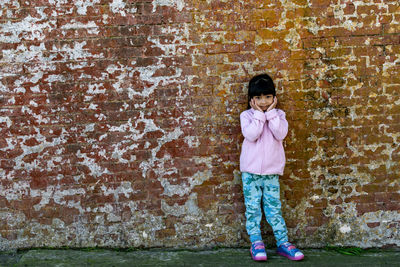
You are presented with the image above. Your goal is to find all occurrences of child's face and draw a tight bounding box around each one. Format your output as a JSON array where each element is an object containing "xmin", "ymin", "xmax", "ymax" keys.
[{"xmin": 253, "ymin": 94, "xmax": 274, "ymax": 111}]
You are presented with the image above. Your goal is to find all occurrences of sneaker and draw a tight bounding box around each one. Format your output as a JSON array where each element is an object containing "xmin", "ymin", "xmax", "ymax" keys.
[
  {"xmin": 276, "ymin": 242, "xmax": 304, "ymax": 261},
  {"xmin": 250, "ymin": 240, "xmax": 267, "ymax": 261}
]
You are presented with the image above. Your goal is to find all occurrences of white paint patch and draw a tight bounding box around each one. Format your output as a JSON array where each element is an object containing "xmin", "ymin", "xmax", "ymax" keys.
[
  {"xmin": 55, "ymin": 41, "xmax": 103, "ymax": 61},
  {"xmin": 147, "ymin": 25, "xmax": 189, "ymax": 56},
  {"xmin": 2, "ymin": 43, "xmax": 53, "ymax": 64},
  {"xmin": 161, "ymin": 170, "xmax": 211, "ymax": 197},
  {"xmin": 0, "ymin": 0, "xmax": 20, "ymax": 9},
  {"xmin": 305, "ymin": 18, "xmax": 320, "ymax": 35},
  {"xmin": 310, "ymin": 195, "xmax": 320, "ymax": 201},
  {"xmin": 284, "ymin": 28, "xmax": 301, "ymax": 49},
  {"xmin": 100, "ymin": 181, "xmax": 134, "ymax": 202},
  {"xmin": 161, "ymin": 193, "xmax": 200, "ymax": 216},
  {"xmin": 74, "ymin": 0, "xmax": 101, "ymax": 15},
  {"xmin": 21, "ymin": 105, "xmax": 50, "ymax": 124},
  {"xmin": 0, "ymin": 181, "xmax": 30, "ymax": 201},
  {"xmin": 31, "ymin": 186, "xmax": 85, "ymax": 212},
  {"xmin": 184, "ymin": 136, "xmax": 200, "ymax": 147},
  {"xmin": 48, "ymin": 0, "xmax": 69, "ymax": 6},
  {"xmin": 110, "ymin": 0, "xmax": 127, "ymax": 16},
  {"xmin": 135, "ymin": 60, "xmax": 183, "ymax": 98},
  {"xmin": 339, "ymin": 225, "xmax": 351, "ymax": 234},
  {"xmin": 76, "ymin": 150, "xmax": 110, "ymax": 177},
  {"xmin": 95, "ymin": 113, "xmax": 107, "ymax": 121},
  {"xmin": 99, "ymin": 134, "xmax": 107, "ymax": 141},
  {"xmin": 0, "ymin": 15, "xmax": 54, "ymax": 43},
  {"xmin": 342, "ymin": 20, "xmax": 363, "ymax": 31},
  {"xmin": 152, "ymin": 0, "xmax": 185, "ymax": 12},
  {"xmin": 86, "ymin": 83, "xmax": 106, "ymax": 96},
  {"xmin": 45, "ymin": 75, "xmax": 66, "ymax": 83},
  {"xmin": 88, "ymin": 103, "xmax": 98, "ymax": 110},
  {"xmin": 0, "ymin": 81, "xmax": 8, "ymax": 92},
  {"xmin": 0, "ymin": 127, "xmax": 68, "ymax": 172},
  {"xmin": 29, "ymin": 100, "xmax": 38, "ymax": 107},
  {"xmin": 0, "ymin": 116, "xmax": 12, "ymax": 128},
  {"xmin": 107, "ymin": 213, "xmax": 121, "ymax": 222},
  {"xmin": 139, "ymin": 127, "xmax": 184, "ymax": 178},
  {"xmin": 111, "ymin": 143, "xmax": 138, "ymax": 163},
  {"xmin": 30, "ymin": 85, "xmax": 41, "ymax": 93},
  {"xmin": 84, "ymin": 123, "xmax": 95, "ymax": 132},
  {"xmin": 8, "ymin": 97, "xmax": 15, "ymax": 104},
  {"xmin": 61, "ymin": 20, "xmax": 99, "ymax": 35},
  {"xmin": 316, "ymin": 47, "xmax": 325, "ymax": 54}
]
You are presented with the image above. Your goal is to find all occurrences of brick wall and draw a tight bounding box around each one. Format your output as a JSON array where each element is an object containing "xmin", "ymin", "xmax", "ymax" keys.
[{"xmin": 0, "ymin": 0, "xmax": 399, "ymax": 249}]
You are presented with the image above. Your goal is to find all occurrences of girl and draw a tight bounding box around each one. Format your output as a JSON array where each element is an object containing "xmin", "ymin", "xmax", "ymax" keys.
[{"xmin": 240, "ymin": 73, "xmax": 304, "ymax": 262}]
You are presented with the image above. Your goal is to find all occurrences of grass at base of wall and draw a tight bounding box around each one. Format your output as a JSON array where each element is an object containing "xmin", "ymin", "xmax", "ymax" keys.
[{"xmin": 323, "ymin": 246, "xmax": 364, "ymax": 256}]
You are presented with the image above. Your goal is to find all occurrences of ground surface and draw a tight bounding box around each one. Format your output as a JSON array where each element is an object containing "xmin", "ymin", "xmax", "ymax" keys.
[{"xmin": 0, "ymin": 248, "xmax": 399, "ymax": 266}]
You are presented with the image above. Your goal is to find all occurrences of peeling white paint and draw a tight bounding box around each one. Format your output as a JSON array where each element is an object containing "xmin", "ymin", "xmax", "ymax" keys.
[
  {"xmin": 161, "ymin": 170, "xmax": 211, "ymax": 197},
  {"xmin": 60, "ymin": 21, "xmax": 99, "ymax": 35},
  {"xmin": 339, "ymin": 225, "xmax": 351, "ymax": 234},
  {"xmin": 184, "ymin": 136, "xmax": 200, "ymax": 148},
  {"xmin": 101, "ymin": 182, "xmax": 134, "ymax": 202},
  {"xmin": 0, "ymin": 181, "xmax": 30, "ymax": 201},
  {"xmin": 30, "ymin": 85, "xmax": 41, "ymax": 93},
  {"xmin": 74, "ymin": 0, "xmax": 101, "ymax": 15},
  {"xmin": 139, "ymin": 127, "xmax": 184, "ymax": 178},
  {"xmin": 87, "ymin": 83, "xmax": 106, "ymax": 95},
  {"xmin": 55, "ymin": 41, "xmax": 103, "ymax": 62},
  {"xmin": 76, "ymin": 150, "xmax": 110, "ymax": 177},
  {"xmin": 161, "ymin": 193, "xmax": 200, "ymax": 216},
  {"xmin": 110, "ymin": 0, "xmax": 127, "ymax": 16},
  {"xmin": 284, "ymin": 28, "xmax": 301, "ymax": 49},
  {"xmin": 0, "ymin": 127, "xmax": 69, "ymax": 173},
  {"xmin": 134, "ymin": 60, "xmax": 183, "ymax": 98},
  {"xmin": 152, "ymin": 0, "xmax": 185, "ymax": 12},
  {"xmin": 88, "ymin": 103, "xmax": 98, "ymax": 110},
  {"xmin": 0, "ymin": 15, "xmax": 55, "ymax": 43},
  {"xmin": 0, "ymin": 116, "xmax": 12, "ymax": 128},
  {"xmin": 0, "ymin": 0, "xmax": 20, "ymax": 9},
  {"xmin": 2, "ymin": 43, "xmax": 55, "ymax": 64}
]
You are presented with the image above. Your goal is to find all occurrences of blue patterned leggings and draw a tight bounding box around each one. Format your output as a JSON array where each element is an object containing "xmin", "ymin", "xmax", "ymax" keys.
[{"xmin": 242, "ymin": 172, "xmax": 288, "ymax": 246}]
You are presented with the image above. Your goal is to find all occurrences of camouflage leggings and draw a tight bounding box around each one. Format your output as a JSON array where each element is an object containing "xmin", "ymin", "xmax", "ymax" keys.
[{"xmin": 242, "ymin": 172, "xmax": 288, "ymax": 246}]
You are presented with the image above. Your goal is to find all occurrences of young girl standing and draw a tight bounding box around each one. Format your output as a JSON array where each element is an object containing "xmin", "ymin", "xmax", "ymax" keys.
[{"xmin": 240, "ymin": 73, "xmax": 304, "ymax": 262}]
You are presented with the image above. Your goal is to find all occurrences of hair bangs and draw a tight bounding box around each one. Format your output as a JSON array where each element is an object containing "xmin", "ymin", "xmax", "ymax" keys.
[{"xmin": 250, "ymin": 80, "xmax": 272, "ymax": 97}]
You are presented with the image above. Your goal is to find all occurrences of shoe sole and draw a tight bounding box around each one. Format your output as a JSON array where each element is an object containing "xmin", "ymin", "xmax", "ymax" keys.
[
  {"xmin": 277, "ymin": 251, "xmax": 304, "ymax": 261},
  {"xmin": 250, "ymin": 249, "xmax": 267, "ymax": 261}
]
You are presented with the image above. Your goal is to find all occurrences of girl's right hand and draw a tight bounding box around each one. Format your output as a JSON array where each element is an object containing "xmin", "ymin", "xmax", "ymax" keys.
[{"xmin": 250, "ymin": 98, "xmax": 263, "ymax": 112}]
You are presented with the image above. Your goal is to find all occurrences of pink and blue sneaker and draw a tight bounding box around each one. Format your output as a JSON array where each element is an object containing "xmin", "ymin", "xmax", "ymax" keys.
[
  {"xmin": 250, "ymin": 240, "xmax": 267, "ymax": 261},
  {"xmin": 277, "ymin": 242, "xmax": 304, "ymax": 261}
]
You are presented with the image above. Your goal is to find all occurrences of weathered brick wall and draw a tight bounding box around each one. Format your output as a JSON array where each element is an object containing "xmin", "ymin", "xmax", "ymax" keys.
[{"xmin": 1, "ymin": 0, "xmax": 399, "ymax": 249}]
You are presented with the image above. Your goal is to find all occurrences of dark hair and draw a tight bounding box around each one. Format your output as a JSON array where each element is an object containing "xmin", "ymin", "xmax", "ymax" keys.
[{"xmin": 247, "ymin": 74, "xmax": 276, "ymax": 109}]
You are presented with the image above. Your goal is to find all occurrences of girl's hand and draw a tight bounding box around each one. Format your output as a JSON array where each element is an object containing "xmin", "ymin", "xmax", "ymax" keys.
[
  {"xmin": 267, "ymin": 96, "xmax": 277, "ymax": 112},
  {"xmin": 250, "ymin": 98, "xmax": 263, "ymax": 112}
]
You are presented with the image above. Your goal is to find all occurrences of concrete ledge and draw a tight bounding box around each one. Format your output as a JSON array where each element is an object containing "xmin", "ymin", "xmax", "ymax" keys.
[{"xmin": 1, "ymin": 248, "xmax": 399, "ymax": 266}]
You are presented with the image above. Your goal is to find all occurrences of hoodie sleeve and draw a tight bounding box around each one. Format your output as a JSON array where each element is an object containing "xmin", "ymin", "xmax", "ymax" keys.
[
  {"xmin": 240, "ymin": 110, "xmax": 266, "ymax": 142},
  {"xmin": 266, "ymin": 109, "xmax": 288, "ymax": 140}
]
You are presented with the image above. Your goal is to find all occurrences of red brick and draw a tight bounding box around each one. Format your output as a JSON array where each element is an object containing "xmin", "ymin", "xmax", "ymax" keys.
[{"xmin": 1, "ymin": 0, "xmax": 400, "ymax": 249}]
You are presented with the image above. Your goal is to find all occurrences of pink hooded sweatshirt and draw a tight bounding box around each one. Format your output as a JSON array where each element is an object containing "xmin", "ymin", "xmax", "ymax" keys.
[{"xmin": 240, "ymin": 108, "xmax": 288, "ymax": 175}]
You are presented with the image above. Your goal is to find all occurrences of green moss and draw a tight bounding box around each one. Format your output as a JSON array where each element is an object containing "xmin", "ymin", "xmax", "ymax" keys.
[{"xmin": 324, "ymin": 246, "xmax": 364, "ymax": 256}]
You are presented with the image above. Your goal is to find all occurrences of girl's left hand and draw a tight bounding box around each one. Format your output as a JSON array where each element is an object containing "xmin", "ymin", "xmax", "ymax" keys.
[{"xmin": 267, "ymin": 96, "xmax": 277, "ymax": 112}]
